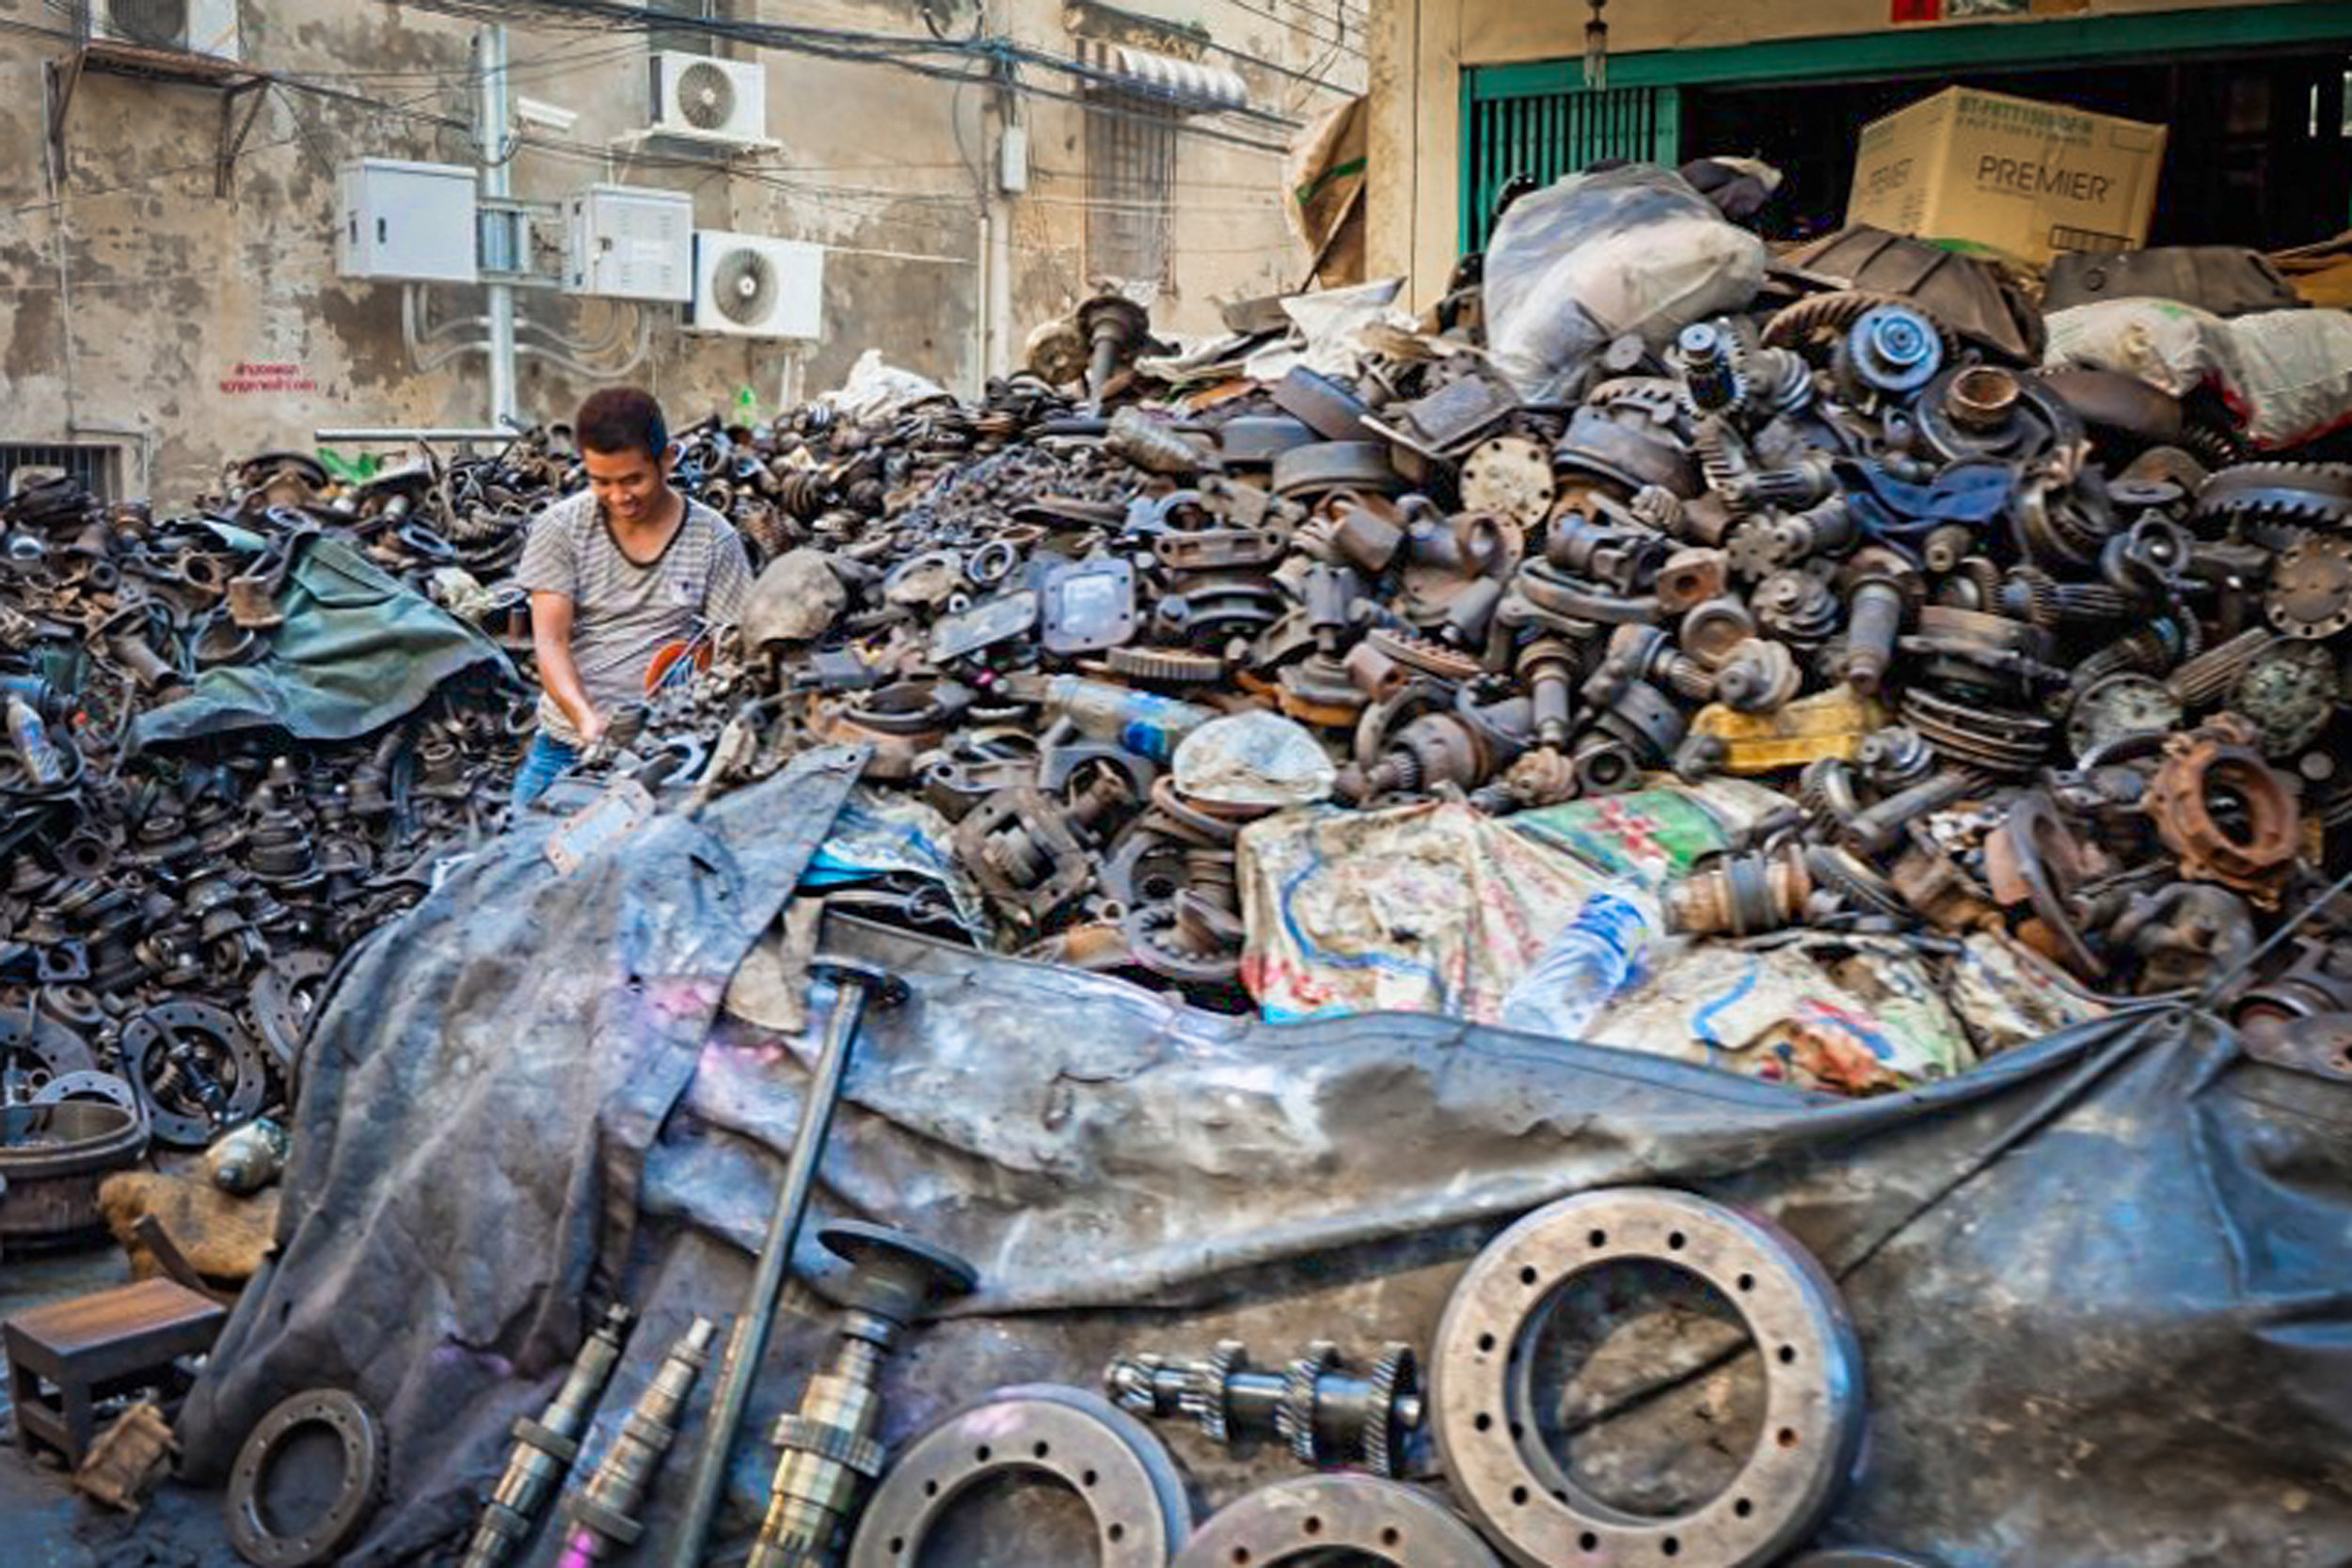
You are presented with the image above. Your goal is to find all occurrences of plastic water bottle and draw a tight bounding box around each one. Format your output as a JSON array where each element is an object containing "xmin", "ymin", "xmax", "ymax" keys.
[{"xmin": 1500, "ymin": 879, "xmax": 1661, "ymax": 1040}]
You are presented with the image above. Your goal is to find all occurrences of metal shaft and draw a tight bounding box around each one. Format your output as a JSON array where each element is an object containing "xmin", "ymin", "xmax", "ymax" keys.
[{"xmin": 664, "ymin": 966, "xmax": 889, "ymax": 1568}]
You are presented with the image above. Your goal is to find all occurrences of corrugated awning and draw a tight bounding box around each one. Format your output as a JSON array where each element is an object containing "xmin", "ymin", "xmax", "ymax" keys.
[{"xmin": 1085, "ymin": 42, "xmax": 1248, "ymax": 115}]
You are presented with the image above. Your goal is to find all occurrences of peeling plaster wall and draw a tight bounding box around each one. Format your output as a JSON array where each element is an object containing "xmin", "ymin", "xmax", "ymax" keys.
[{"xmin": 0, "ymin": 0, "xmax": 1362, "ymax": 506}]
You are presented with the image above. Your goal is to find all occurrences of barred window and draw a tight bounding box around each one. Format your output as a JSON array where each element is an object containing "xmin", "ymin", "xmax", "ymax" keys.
[
  {"xmin": 1087, "ymin": 94, "xmax": 1177, "ymax": 288},
  {"xmin": 0, "ymin": 443, "xmax": 119, "ymax": 500}
]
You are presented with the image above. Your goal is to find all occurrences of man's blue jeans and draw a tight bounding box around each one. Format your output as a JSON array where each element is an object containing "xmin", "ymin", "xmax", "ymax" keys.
[{"xmin": 509, "ymin": 733, "xmax": 580, "ymax": 813}]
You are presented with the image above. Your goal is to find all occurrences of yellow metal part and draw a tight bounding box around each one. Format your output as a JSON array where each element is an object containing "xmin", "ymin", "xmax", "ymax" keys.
[{"xmin": 1690, "ymin": 689, "xmax": 1888, "ymax": 774}]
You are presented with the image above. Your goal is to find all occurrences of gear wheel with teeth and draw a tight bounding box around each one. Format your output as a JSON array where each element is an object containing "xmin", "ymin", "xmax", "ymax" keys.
[
  {"xmin": 1106, "ymin": 644, "xmax": 1225, "ymax": 683},
  {"xmin": 1278, "ymin": 1340, "xmax": 1340, "ymax": 1465},
  {"xmin": 1361, "ymin": 1341, "xmax": 1420, "ymax": 1480},
  {"xmin": 2197, "ymin": 462, "xmax": 2352, "ymax": 540},
  {"xmin": 1179, "ymin": 1339, "xmax": 1248, "ymax": 1444}
]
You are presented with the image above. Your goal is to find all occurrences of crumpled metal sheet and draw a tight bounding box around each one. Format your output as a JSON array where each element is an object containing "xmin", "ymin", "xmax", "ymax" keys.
[{"xmin": 168, "ymin": 768, "xmax": 2352, "ymax": 1568}]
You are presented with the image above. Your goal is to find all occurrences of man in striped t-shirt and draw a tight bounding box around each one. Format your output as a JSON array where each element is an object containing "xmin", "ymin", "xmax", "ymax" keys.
[{"xmin": 510, "ymin": 387, "xmax": 754, "ymax": 809}]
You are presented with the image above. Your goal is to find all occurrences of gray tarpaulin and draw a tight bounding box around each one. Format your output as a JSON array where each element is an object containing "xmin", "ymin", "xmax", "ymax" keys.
[
  {"xmin": 168, "ymin": 763, "xmax": 2352, "ymax": 1568},
  {"xmin": 131, "ymin": 533, "xmax": 515, "ymax": 750}
]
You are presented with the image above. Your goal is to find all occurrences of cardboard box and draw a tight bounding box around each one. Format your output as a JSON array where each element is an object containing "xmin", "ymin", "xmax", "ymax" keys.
[{"xmin": 1846, "ymin": 87, "xmax": 2167, "ymax": 265}]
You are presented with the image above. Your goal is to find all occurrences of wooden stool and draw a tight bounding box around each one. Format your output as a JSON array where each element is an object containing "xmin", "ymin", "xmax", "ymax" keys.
[{"xmin": 4, "ymin": 1277, "xmax": 227, "ymax": 1468}]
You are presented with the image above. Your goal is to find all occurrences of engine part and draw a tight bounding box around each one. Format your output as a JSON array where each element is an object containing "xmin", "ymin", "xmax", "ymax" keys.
[
  {"xmin": 666, "ymin": 961, "xmax": 909, "ymax": 1568},
  {"xmin": 459, "ymin": 1304, "xmax": 637, "ymax": 1568},
  {"xmin": 1845, "ymin": 304, "xmax": 1945, "ymax": 394},
  {"xmin": 1172, "ymin": 1475, "xmax": 1503, "ymax": 1568},
  {"xmin": 122, "ymin": 1000, "xmax": 267, "ymax": 1149},
  {"xmin": 559, "ymin": 1317, "xmax": 718, "ymax": 1566},
  {"xmin": 225, "ymin": 1389, "xmax": 389, "ymax": 1568},
  {"xmin": 2142, "ymin": 717, "xmax": 2299, "ymax": 898},
  {"xmin": 2108, "ymin": 883, "xmax": 2256, "ymax": 996},
  {"xmin": 2065, "ymin": 673, "xmax": 2183, "ymax": 762},
  {"xmin": 2231, "ymin": 641, "xmax": 2338, "ymax": 756},
  {"xmin": 1664, "ymin": 846, "xmax": 1813, "ymax": 937},
  {"xmin": 0, "ymin": 1099, "xmax": 148, "ymax": 1246},
  {"xmin": 1104, "ymin": 1338, "xmax": 1421, "ymax": 1477},
  {"xmin": 847, "ymin": 1384, "xmax": 1193, "ymax": 1568},
  {"xmin": 2266, "ymin": 534, "xmax": 2352, "ymax": 640},
  {"xmin": 1460, "ymin": 436, "xmax": 1557, "ymax": 529},
  {"xmin": 746, "ymin": 1222, "xmax": 978, "ymax": 1568},
  {"xmin": 1430, "ymin": 1187, "xmax": 1865, "ymax": 1568}
]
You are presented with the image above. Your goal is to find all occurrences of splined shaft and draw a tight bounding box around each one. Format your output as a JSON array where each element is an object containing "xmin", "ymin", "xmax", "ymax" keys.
[
  {"xmin": 745, "ymin": 1223, "xmax": 977, "ymax": 1568},
  {"xmin": 460, "ymin": 1303, "xmax": 636, "ymax": 1568},
  {"xmin": 556, "ymin": 1316, "xmax": 717, "ymax": 1568},
  {"xmin": 1104, "ymin": 1339, "xmax": 1422, "ymax": 1478}
]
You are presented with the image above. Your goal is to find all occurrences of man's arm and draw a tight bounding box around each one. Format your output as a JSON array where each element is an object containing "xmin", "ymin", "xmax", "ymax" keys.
[{"xmin": 529, "ymin": 591, "xmax": 606, "ymax": 744}]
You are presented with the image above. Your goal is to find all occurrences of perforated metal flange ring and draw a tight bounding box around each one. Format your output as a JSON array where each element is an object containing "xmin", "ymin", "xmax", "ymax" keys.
[
  {"xmin": 225, "ymin": 1388, "xmax": 389, "ymax": 1568},
  {"xmin": 847, "ymin": 1383, "xmax": 1193, "ymax": 1568},
  {"xmin": 1173, "ymin": 1474, "xmax": 1502, "ymax": 1567},
  {"xmin": 1429, "ymin": 1188, "xmax": 1865, "ymax": 1568}
]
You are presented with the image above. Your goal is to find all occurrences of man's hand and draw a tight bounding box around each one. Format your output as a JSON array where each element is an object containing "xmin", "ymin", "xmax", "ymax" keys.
[{"xmin": 576, "ymin": 706, "xmax": 609, "ymax": 747}]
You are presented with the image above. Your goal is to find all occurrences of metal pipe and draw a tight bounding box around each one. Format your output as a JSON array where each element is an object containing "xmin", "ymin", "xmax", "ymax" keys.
[
  {"xmin": 664, "ymin": 960, "xmax": 906, "ymax": 1568},
  {"xmin": 479, "ymin": 24, "xmax": 518, "ymax": 425},
  {"xmin": 314, "ymin": 429, "xmax": 520, "ymax": 443}
]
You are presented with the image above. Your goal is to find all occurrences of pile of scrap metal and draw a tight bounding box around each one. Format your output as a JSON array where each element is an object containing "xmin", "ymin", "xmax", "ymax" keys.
[
  {"xmin": 508, "ymin": 273, "xmax": 2352, "ymax": 1054},
  {"xmin": 0, "ymin": 468, "xmax": 522, "ymax": 1252}
]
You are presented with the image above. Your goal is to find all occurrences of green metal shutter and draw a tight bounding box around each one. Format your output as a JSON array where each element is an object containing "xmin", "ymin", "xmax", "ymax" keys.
[{"xmin": 1460, "ymin": 66, "xmax": 1681, "ymax": 253}]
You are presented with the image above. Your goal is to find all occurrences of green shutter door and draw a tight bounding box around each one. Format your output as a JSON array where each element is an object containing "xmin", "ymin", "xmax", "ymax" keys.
[{"xmin": 1460, "ymin": 66, "xmax": 1681, "ymax": 252}]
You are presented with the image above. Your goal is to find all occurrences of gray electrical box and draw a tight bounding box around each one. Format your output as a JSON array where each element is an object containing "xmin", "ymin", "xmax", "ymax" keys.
[
  {"xmin": 337, "ymin": 160, "xmax": 479, "ymax": 284},
  {"xmin": 564, "ymin": 184, "xmax": 696, "ymax": 302}
]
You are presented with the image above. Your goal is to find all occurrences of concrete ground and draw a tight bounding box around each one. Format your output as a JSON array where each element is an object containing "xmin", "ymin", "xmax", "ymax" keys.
[{"xmin": 1, "ymin": 1241, "xmax": 243, "ymax": 1568}]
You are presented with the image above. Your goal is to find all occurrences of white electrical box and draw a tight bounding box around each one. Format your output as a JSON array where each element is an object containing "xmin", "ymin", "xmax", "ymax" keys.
[
  {"xmin": 564, "ymin": 184, "xmax": 695, "ymax": 302},
  {"xmin": 337, "ymin": 160, "xmax": 478, "ymax": 284},
  {"xmin": 689, "ymin": 231, "xmax": 825, "ymax": 340},
  {"xmin": 998, "ymin": 124, "xmax": 1030, "ymax": 196}
]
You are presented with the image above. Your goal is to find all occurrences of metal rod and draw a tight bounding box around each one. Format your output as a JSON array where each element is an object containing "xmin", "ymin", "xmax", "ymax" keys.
[{"xmin": 664, "ymin": 966, "xmax": 886, "ymax": 1568}]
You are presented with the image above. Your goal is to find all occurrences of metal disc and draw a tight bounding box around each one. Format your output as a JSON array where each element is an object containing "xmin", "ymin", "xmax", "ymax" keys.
[
  {"xmin": 1173, "ymin": 1475, "xmax": 1502, "ymax": 1567},
  {"xmin": 225, "ymin": 1388, "xmax": 388, "ymax": 1568},
  {"xmin": 30, "ymin": 1070, "xmax": 140, "ymax": 1116},
  {"xmin": 250, "ymin": 949, "xmax": 335, "ymax": 1080},
  {"xmin": 1461, "ymin": 436, "xmax": 1558, "ymax": 530},
  {"xmin": 1429, "ymin": 1187, "xmax": 1866, "ymax": 1568},
  {"xmin": 123, "ymin": 999, "xmax": 268, "ymax": 1148},
  {"xmin": 847, "ymin": 1383, "xmax": 1192, "ymax": 1568}
]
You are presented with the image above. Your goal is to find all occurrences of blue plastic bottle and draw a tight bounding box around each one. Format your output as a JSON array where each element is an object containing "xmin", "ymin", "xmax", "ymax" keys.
[{"xmin": 1500, "ymin": 879, "xmax": 1660, "ymax": 1039}]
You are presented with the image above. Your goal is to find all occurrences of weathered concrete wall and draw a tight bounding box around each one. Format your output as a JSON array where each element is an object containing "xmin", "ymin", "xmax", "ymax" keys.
[
  {"xmin": 1366, "ymin": 0, "xmax": 2321, "ymax": 307},
  {"xmin": 0, "ymin": 0, "xmax": 1362, "ymax": 505}
]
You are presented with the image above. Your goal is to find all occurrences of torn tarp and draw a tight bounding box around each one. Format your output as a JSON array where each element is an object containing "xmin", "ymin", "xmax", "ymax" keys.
[
  {"xmin": 168, "ymin": 764, "xmax": 2352, "ymax": 1568},
  {"xmin": 131, "ymin": 531, "xmax": 516, "ymax": 750}
]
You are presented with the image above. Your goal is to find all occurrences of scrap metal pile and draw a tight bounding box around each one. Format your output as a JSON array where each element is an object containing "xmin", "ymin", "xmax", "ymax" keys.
[
  {"xmin": 0, "ymin": 462, "xmax": 527, "ymax": 1248},
  {"xmin": 552, "ymin": 281, "xmax": 2352, "ymax": 1050}
]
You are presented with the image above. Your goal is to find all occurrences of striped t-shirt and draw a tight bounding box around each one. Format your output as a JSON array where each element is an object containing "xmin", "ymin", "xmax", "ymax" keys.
[{"xmin": 516, "ymin": 489, "xmax": 754, "ymax": 743}]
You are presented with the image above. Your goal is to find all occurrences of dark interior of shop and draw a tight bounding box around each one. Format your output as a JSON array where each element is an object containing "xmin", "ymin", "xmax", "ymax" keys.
[{"xmin": 1684, "ymin": 48, "xmax": 2352, "ymax": 249}]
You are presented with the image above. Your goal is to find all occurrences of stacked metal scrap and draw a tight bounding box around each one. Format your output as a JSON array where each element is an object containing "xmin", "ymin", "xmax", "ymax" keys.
[
  {"xmin": 13, "ymin": 246, "xmax": 2352, "ymax": 1235},
  {"xmin": 0, "ymin": 465, "xmax": 525, "ymax": 1246},
  {"xmin": 512, "ymin": 281, "xmax": 2350, "ymax": 1057}
]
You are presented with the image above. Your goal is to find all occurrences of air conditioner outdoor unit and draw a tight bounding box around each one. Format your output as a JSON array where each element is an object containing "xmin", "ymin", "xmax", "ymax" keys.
[
  {"xmin": 564, "ymin": 185, "xmax": 695, "ymax": 302},
  {"xmin": 689, "ymin": 231, "xmax": 823, "ymax": 340},
  {"xmin": 647, "ymin": 54, "xmax": 767, "ymax": 145},
  {"xmin": 90, "ymin": 0, "xmax": 242, "ymax": 60}
]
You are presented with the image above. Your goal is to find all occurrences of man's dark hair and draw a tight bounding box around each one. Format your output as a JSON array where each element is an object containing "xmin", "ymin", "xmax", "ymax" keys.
[{"xmin": 575, "ymin": 387, "xmax": 669, "ymax": 461}]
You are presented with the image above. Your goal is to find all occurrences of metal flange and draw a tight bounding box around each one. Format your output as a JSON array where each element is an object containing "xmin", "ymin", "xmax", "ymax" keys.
[
  {"xmin": 226, "ymin": 1388, "xmax": 389, "ymax": 1568},
  {"xmin": 1172, "ymin": 1475, "xmax": 1502, "ymax": 1567},
  {"xmin": 847, "ymin": 1384, "xmax": 1192, "ymax": 1568},
  {"xmin": 1429, "ymin": 1187, "xmax": 1866, "ymax": 1568}
]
